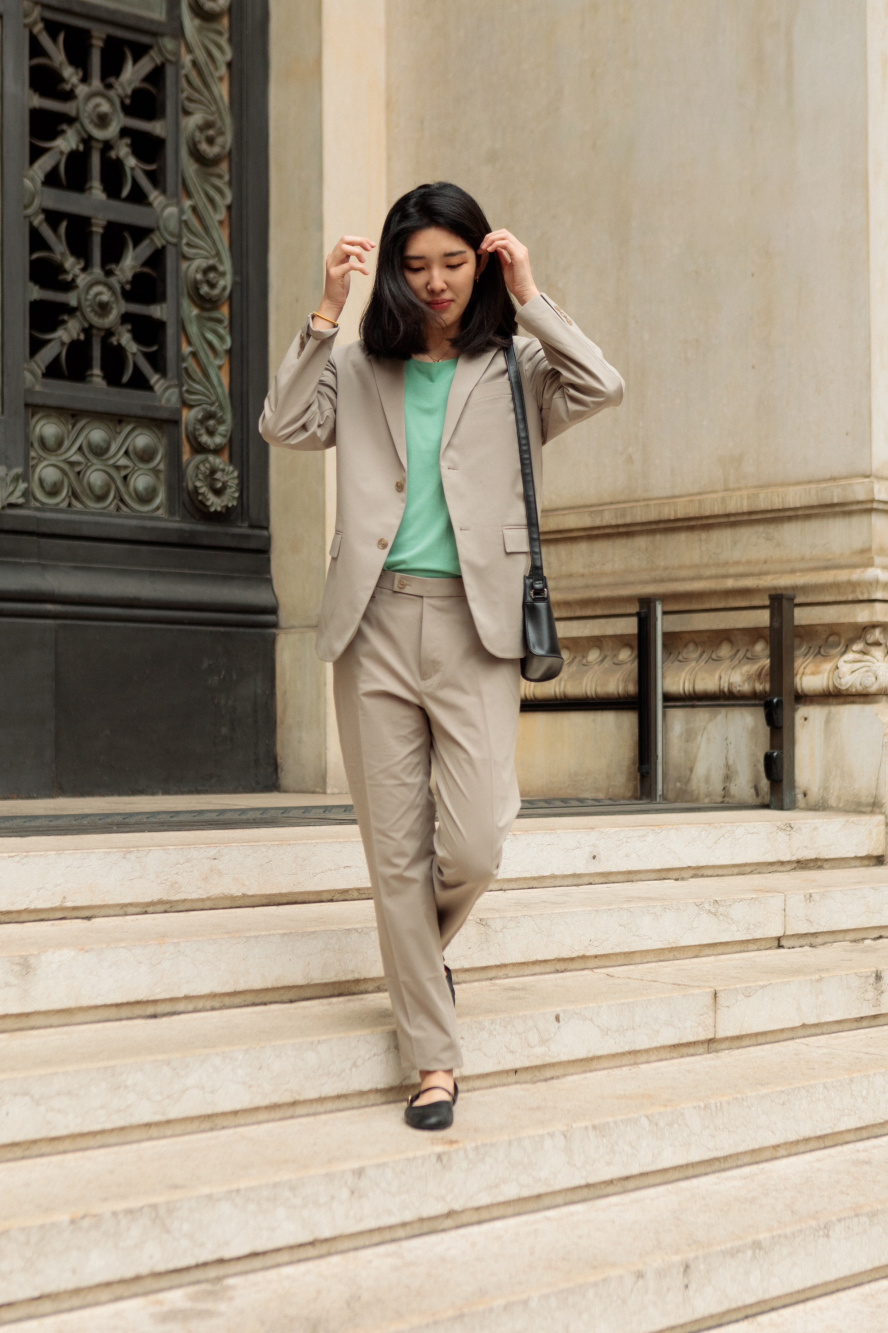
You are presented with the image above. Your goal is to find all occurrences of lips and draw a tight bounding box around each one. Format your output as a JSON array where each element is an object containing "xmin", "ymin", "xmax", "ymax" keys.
[{"xmin": 427, "ymin": 299, "xmax": 453, "ymax": 310}]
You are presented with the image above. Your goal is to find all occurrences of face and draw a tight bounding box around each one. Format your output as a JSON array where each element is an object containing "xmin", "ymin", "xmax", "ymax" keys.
[{"xmin": 402, "ymin": 226, "xmax": 482, "ymax": 333}]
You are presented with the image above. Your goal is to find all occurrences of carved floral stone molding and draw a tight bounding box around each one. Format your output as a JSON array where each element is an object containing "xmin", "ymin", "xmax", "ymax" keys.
[
  {"xmin": 522, "ymin": 625, "xmax": 888, "ymax": 702},
  {"xmin": 180, "ymin": 0, "xmax": 236, "ymax": 514},
  {"xmin": 0, "ymin": 467, "xmax": 27, "ymax": 508}
]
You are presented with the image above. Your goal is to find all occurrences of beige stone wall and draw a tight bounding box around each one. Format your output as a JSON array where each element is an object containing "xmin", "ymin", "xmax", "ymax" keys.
[
  {"xmin": 267, "ymin": 0, "xmax": 888, "ymax": 805},
  {"xmin": 386, "ymin": 0, "xmax": 883, "ymax": 621},
  {"xmin": 387, "ymin": 0, "xmax": 869, "ymax": 491},
  {"xmin": 268, "ymin": 0, "xmax": 327, "ymax": 791},
  {"xmin": 268, "ymin": 0, "xmax": 386, "ymax": 791},
  {"xmin": 518, "ymin": 697, "xmax": 888, "ymax": 813}
]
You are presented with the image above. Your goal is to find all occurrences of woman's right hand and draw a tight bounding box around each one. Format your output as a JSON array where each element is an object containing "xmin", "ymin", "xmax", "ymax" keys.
[{"xmin": 313, "ymin": 235, "xmax": 375, "ymax": 328}]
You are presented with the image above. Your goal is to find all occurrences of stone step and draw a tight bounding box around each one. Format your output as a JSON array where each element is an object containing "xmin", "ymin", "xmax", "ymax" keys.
[
  {"xmin": 22, "ymin": 1277, "xmax": 888, "ymax": 1333},
  {"xmin": 4, "ymin": 1039, "xmax": 888, "ymax": 1321},
  {"xmin": 6, "ymin": 940, "xmax": 888, "ymax": 1146},
  {"xmin": 719, "ymin": 1276, "xmax": 888, "ymax": 1329},
  {"xmin": 1, "ymin": 809, "xmax": 880, "ymax": 916},
  {"xmin": 4, "ymin": 866, "xmax": 888, "ymax": 1026}
]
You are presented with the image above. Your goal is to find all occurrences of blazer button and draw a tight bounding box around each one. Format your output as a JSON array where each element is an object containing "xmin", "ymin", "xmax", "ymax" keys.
[
  {"xmin": 395, "ymin": 480, "xmax": 404, "ymax": 492},
  {"xmin": 377, "ymin": 538, "xmax": 388, "ymax": 549}
]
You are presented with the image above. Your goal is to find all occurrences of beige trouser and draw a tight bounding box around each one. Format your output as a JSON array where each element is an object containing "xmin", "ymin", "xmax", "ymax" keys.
[{"xmin": 333, "ymin": 570, "xmax": 522, "ymax": 1072}]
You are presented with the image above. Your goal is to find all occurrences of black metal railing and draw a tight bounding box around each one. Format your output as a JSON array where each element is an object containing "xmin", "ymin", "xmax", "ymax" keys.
[
  {"xmin": 764, "ymin": 593, "xmax": 796, "ymax": 810},
  {"xmin": 522, "ymin": 592, "xmax": 797, "ymax": 810},
  {"xmin": 636, "ymin": 596, "xmax": 664, "ymax": 802}
]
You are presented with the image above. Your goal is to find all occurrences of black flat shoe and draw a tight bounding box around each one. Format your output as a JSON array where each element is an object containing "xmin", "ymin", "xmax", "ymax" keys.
[
  {"xmin": 444, "ymin": 963, "xmax": 456, "ymax": 1006},
  {"xmin": 404, "ymin": 1081, "xmax": 458, "ymax": 1131}
]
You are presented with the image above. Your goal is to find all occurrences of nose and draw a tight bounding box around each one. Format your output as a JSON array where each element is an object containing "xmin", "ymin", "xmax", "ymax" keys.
[{"xmin": 426, "ymin": 268, "xmax": 448, "ymax": 294}]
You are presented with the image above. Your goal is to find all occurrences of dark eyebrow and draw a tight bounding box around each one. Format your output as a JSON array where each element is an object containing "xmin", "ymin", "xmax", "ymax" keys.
[{"xmin": 403, "ymin": 249, "xmax": 469, "ymax": 260}]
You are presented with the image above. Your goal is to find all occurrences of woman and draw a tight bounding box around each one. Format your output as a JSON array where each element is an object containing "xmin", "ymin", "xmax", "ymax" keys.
[{"xmin": 260, "ymin": 182, "xmax": 623, "ymax": 1131}]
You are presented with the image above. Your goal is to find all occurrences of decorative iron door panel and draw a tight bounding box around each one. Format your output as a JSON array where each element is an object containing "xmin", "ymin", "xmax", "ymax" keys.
[
  {"xmin": 15, "ymin": 0, "xmax": 244, "ymax": 521},
  {"xmin": 0, "ymin": 0, "xmax": 269, "ymax": 529},
  {"xmin": 24, "ymin": 2, "xmax": 181, "ymax": 516},
  {"xmin": 0, "ymin": 0, "xmax": 275, "ymax": 797}
]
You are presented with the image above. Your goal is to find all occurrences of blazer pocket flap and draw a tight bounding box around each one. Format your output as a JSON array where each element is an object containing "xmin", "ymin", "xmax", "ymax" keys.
[
  {"xmin": 329, "ymin": 532, "xmax": 342, "ymax": 558},
  {"xmin": 503, "ymin": 526, "xmax": 531, "ymax": 554}
]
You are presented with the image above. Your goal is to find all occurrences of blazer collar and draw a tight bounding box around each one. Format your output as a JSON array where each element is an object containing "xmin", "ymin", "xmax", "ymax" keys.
[{"xmin": 370, "ymin": 346, "xmax": 502, "ymax": 466}]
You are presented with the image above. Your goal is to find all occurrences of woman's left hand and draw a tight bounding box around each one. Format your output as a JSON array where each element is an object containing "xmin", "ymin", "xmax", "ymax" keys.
[{"xmin": 479, "ymin": 230, "xmax": 540, "ymax": 306}]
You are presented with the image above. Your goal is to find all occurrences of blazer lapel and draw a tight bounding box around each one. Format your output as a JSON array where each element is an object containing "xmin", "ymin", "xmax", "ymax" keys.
[
  {"xmin": 440, "ymin": 347, "xmax": 500, "ymax": 457},
  {"xmin": 370, "ymin": 346, "xmax": 501, "ymax": 466},
  {"xmin": 369, "ymin": 357, "xmax": 407, "ymax": 469}
]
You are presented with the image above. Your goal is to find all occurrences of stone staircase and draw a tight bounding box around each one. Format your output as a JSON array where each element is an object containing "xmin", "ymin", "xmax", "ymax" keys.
[{"xmin": 3, "ymin": 808, "xmax": 888, "ymax": 1329}]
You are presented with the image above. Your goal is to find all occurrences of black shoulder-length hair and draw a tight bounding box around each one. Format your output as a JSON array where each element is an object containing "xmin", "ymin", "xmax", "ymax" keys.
[{"xmin": 360, "ymin": 182, "xmax": 518, "ymax": 360}]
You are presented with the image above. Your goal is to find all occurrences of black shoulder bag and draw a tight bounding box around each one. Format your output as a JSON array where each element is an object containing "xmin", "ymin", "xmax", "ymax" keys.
[{"xmin": 504, "ymin": 341, "xmax": 564, "ymax": 682}]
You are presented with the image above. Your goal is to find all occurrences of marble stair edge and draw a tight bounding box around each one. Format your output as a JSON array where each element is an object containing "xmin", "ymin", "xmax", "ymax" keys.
[
  {"xmin": 0, "ymin": 810, "xmax": 882, "ymax": 915},
  {"xmin": 1, "ymin": 815, "xmax": 887, "ymax": 1327},
  {"xmin": 6, "ymin": 1132, "xmax": 888, "ymax": 1332},
  {"xmin": 4, "ymin": 942, "xmax": 888, "ymax": 1151},
  {"xmin": 4, "ymin": 875, "xmax": 888, "ymax": 1024}
]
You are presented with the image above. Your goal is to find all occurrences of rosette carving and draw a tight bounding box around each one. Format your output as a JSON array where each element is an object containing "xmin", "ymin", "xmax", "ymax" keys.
[
  {"xmin": 185, "ymin": 454, "xmax": 238, "ymax": 513},
  {"xmin": 181, "ymin": 0, "xmax": 237, "ymax": 516}
]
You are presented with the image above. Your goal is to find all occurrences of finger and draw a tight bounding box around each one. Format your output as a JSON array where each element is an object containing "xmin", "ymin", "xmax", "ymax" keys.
[
  {"xmin": 487, "ymin": 236, "xmax": 518, "ymax": 253},
  {"xmin": 482, "ymin": 229, "xmax": 515, "ymax": 247},
  {"xmin": 331, "ymin": 251, "xmax": 371, "ymax": 267},
  {"xmin": 340, "ymin": 235, "xmax": 376, "ymax": 250},
  {"xmin": 484, "ymin": 232, "xmax": 526, "ymax": 262},
  {"xmin": 330, "ymin": 259, "xmax": 369, "ymax": 277},
  {"xmin": 330, "ymin": 245, "xmax": 366, "ymax": 264},
  {"xmin": 328, "ymin": 240, "xmax": 374, "ymax": 266}
]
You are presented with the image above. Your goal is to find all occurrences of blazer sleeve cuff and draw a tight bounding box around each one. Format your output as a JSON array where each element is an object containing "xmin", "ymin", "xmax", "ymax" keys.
[
  {"xmin": 305, "ymin": 314, "xmax": 339, "ymax": 348},
  {"xmin": 291, "ymin": 313, "xmax": 339, "ymax": 361},
  {"xmin": 515, "ymin": 292, "xmax": 579, "ymax": 335}
]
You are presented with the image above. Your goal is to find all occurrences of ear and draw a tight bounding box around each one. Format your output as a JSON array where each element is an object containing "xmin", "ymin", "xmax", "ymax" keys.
[{"xmin": 475, "ymin": 250, "xmax": 489, "ymax": 282}]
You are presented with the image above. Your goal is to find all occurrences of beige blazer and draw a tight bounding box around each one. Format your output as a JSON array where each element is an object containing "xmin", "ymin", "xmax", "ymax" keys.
[{"xmin": 259, "ymin": 293, "xmax": 624, "ymax": 662}]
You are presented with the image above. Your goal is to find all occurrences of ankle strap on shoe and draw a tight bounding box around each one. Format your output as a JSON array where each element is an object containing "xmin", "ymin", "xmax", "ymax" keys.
[{"xmin": 407, "ymin": 1085, "xmax": 455, "ymax": 1105}]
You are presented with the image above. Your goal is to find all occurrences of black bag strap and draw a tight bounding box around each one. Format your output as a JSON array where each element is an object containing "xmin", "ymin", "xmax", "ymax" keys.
[{"xmin": 505, "ymin": 341, "xmax": 547, "ymax": 598}]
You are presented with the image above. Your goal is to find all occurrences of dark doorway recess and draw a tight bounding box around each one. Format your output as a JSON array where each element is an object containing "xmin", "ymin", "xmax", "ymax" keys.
[{"xmin": 0, "ymin": 0, "xmax": 275, "ymax": 796}]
